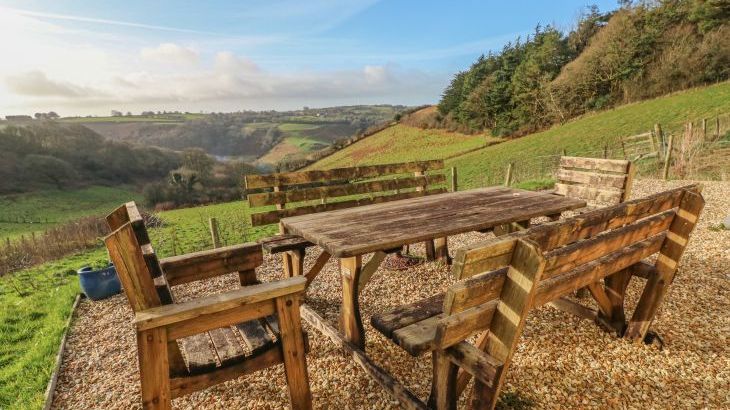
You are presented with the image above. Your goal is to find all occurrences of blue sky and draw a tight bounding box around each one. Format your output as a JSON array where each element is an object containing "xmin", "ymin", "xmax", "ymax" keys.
[{"xmin": 0, "ymin": 0, "xmax": 618, "ymax": 116}]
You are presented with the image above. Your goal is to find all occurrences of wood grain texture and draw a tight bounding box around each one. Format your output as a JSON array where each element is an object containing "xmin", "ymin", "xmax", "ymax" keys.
[
  {"xmin": 282, "ymin": 187, "xmax": 585, "ymax": 257},
  {"xmin": 244, "ymin": 159, "xmax": 444, "ymax": 189},
  {"xmin": 560, "ymin": 156, "xmax": 629, "ymax": 173},
  {"xmin": 275, "ymin": 294, "xmax": 313, "ymax": 410},
  {"xmin": 159, "ymin": 242, "xmax": 263, "ymax": 286}
]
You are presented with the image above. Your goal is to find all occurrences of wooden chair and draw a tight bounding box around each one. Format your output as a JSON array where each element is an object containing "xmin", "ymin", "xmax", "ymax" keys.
[
  {"xmin": 104, "ymin": 202, "xmax": 312, "ymax": 410},
  {"xmin": 244, "ymin": 160, "xmax": 450, "ymax": 277},
  {"xmin": 370, "ymin": 185, "xmax": 703, "ymax": 409}
]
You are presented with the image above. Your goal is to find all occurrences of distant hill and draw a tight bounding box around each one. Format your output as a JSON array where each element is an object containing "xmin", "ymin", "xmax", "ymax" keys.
[{"xmin": 62, "ymin": 105, "xmax": 406, "ymax": 167}]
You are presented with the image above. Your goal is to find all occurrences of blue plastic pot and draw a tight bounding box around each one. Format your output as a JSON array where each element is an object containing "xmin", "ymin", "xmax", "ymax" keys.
[{"xmin": 78, "ymin": 263, "xmax": 122, "ymax": 301}]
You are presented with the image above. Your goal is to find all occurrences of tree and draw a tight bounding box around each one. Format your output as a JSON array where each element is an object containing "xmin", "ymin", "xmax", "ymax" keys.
[
  {"xmin": 181, "ymin": 148, "xmax": 214, "ymax": 180},
  {"xmin": 111, "ymin": 110, "xmax": 122, "ymax": 117}
]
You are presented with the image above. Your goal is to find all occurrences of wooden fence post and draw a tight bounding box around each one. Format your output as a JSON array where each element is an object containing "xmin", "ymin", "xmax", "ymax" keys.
[
  {"xmin": 603, "ymin": 145, "xmax": 609, "ymax": 159},
  {"xmin": 504, "ymin": 162, "xmax": 514, "ymax": 187},
  {"xmin": 561, "ymin": 148, "xmax": 567, "ymax": 157},
  {"xmin": 450, "ymin": 167, "xmax": 458, "ymax": 192},
  {"xmin": 663, "ymin": 133, "xmax": 674, "ymax": 180},
  {"xmin": 702, "ymin": 118, "xmax": 707, "ymax": 140},
  {"xmin": 715, "ymin": 117, "xmax": 720, "ymax": 139},
  {"xmin": 209, "ymin": 218, "xmax": 221, "ymax": 248}
]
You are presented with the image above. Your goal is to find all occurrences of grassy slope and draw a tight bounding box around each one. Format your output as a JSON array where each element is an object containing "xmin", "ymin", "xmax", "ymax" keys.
[
  {"xmin": 0, "ymin": 186, "xmax": 143, "ymax": 241},
  {"xmin": 448, "ymin": 81, "xmax": 730, "ymax": 189},
  {"xmin": 309, "ymin": 124, "xmax": 498, "ymax": 169}
]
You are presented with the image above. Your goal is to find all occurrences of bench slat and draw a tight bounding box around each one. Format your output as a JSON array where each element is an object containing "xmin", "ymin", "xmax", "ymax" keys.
[
  {"xmin": 244, "ymin": 160, "xmax": 444, "ymax": 189},
  {"xmin": 556, "ymin": 169, "xmax": 626, "ymax": 189},
  {"xmin": 209, "ymin": 327, "xmax": 246, "ymax": 367},
  {"xmin": 371, "ymin": 294, "xmax": 444, "ymax": 338},
  {"xmin": 179, "ymin": 333, "xmax": 217, "ymax": 375},
  {"xmin": 391, "ymin": 313, "xmax": 445, "ymax": 356},
  {"xmin": 248, "ymin": 174, "xmax": 445, "ymax": 207},
  {"xmin": 251, "ymin": 188, "xmax": 447, "ymax": 226},
  {"xmin": 554, "ymin": 183, "xmax": 623, "ymax": 204},
  {"xmin": 559, "ymin": 156, "xmax": 629, "ymax": 173}
]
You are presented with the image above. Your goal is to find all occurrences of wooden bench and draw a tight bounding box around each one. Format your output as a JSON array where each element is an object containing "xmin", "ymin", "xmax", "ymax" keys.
[
  {"xmin": 104, "ymin": 202, "xmax": 312, "ymax": 410},
  {"xmin": 495, "ymin": 156, "xmax": 635, "ymax": 236},
  {"xmin": 370, "ymin": 184, "xmax": 703, "ymax": 409},
  {"xmin": 244, "ymin": 160, "xmax": 449, "ymax": 277}
]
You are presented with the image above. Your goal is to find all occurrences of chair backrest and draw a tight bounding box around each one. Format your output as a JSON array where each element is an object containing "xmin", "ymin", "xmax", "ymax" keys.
[
  {"xmin": 439, "ymin": 184, "xmax": 704, "ymax": 349},
  {"xmin": 244, "ymin": 160, "xmax": 447, "ymax": 227},
  {"xmin": 555, "ymin": 156, "xmax": 635, "ymax": 206},
  {"xmin": 104, "ymin": 202, "xmax": 173, "ymax": 312}
]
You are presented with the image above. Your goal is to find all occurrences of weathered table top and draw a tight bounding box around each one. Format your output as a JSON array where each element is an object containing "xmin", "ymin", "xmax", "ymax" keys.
[{"xmin": 281, "ymin": 187, "xmax": 586, "ymax": 258}]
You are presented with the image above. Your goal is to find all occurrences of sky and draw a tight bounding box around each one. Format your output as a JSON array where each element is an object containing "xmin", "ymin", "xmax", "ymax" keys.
[{"xmin": 0, "ymin": 0, "xmax": 618, "ymax": 116}]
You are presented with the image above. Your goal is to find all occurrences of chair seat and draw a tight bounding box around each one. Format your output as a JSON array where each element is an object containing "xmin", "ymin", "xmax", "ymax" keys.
[
  {"xmin": 258, "ymin": 234, "xmax": 314, "ymax": 254},
  {"xmin": 178, "ymin": 315, "xmax": 308, "ymax": 375},
  {"xmin": 371, "ymin": 293, "xmax": 445, "ymax": 356}
]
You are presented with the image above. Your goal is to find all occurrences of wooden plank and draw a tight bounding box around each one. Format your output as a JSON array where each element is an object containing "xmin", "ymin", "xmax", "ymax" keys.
[
  {"xmin": 443, "ymin": 268, "xmax": 507, "ymax": 314},
  {"xmin": 169, "ymin": 346, "xmax": 282, "ymax": 399},
  {"xmin": 391, "ymin": 314, "xmax": 444, "ymax": 356},
  {"xmin": 534, "ymin": 234, "xmax": 665, "ymax": 306},
  {"xmin": 275, "ymin": 294, "xmax": 313, "ymax": 410},
  {"xmin": 235, "ymin": 319, "xmax": 275, "ymax": 356},
  {"xmin": 251, "ymin": 188, "xmax": 447, "ymax": 226},
  {"xmin": 259, "ymin": 235, "xmax": 313, "ymax": 254},
  {"xmin": 299, "ymin": 304, "xmax": 428, "ymax": 410},
  {"xmin": 555, "ymin": 183, "xmax": 623, "ymax": 204},
  {"xmin": 452, "ymin": 238, "xmax": 515, "ymax": 280},
  {"xmin": 556, "ymin": 169, "xmax": 626, "ymax": 189},
  {"xmin": 244, "ymin": 160, "xmax": 444, "ymax": 189},
  {"xmin": 357, "ymin": 251, "xmax": 387, "ymax": 291},
  {"xmin": 179, "ymin": 333, "xmax": 217, "ymax": 375},
  {"xmin": 445, "ymin": 341, "xmax": 502, "ymax": 388},
  {"xmin": 471, "ymin": 239, "xmax": 545, "ymax": 409},
  {"xmin": 625, "ymin": 190, "xmax": 704, "ymax": 340},
  {"xmin": 135, "ymin": 276, "xmax": 306, "ymax": 332},
  {"xmin": 371, "ymin": 294, "xmax": 444, "ymax": 338},
  {"xmin": 105, "ymin": 224, "xmax": 161, "ymax": 312},
  {"xmin": 248, "ymin": 174, "xmax": 446, "ymax": 206},
  {"xmin": 208, "ymin": 327, "xmax": 246, "ymax": 367},
  {"xmin": 305, "ymin": 251, "xmax": 331, "ymax": 287},
  {"xmin": 340, "ymin": 256, "xmax": 365, "ymax": 349},
  {"xmin": 434, "ymin": 300, "xmax": 499, "ymax": 351},
  {"xmin": 431, "ymin": 350, "xmax": 458, "ymax": 410},
  {"xmin": 137, "ymin": 327, "xmax": 171, "ymax": 410},
  {"xmin": 542, "ymin": 209, "xmax": 675, "ymax": 279},
  {"xmin": 560, "ymin": 156, "xmax": 629, "ymax": 173},
  {"xmin": 283, "ymin": 187, "xmax": 585, "ymax": 258},
  {"xmin": 548, "ymin": 297, "xmax": 598, "ymax": 321},
  {"xmin": 159, "ymin": 242, "xmax": 263, "ymax": 286}
]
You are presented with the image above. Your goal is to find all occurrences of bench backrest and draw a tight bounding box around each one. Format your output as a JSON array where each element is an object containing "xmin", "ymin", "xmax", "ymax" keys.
[
  {"xmin": 244, "ymin": 160, "xmax": 447, "ymax": 227},
  {"xmin": 104, "ymin": 202, "xmax": 173, "ymax": 312},
  {"xmin": 621, "ymin": 131, "xmax": 659, "ymax": 161},
  {"xmin": 437, "ymin": 184, "xmax": 704, "ymax": 351},
  {"xmin": 555, "ymin": 156, "xmax": 635, "ymax": 206}
]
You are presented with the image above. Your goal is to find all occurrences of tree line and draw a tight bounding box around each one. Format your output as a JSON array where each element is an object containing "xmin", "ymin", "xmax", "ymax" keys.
[{"xmin": 437, "ymin": 0, "xmax": 730, "ymax": 136}]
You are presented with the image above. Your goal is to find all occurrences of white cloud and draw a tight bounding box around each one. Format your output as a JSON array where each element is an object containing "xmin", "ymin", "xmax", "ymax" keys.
[
  {"xmin": 5, "ymin": 71, "xmax": 106, "ymax": 98},
  {"xmin": 140, "ymin": 43, "xmax": 200, "ymax": 65}
]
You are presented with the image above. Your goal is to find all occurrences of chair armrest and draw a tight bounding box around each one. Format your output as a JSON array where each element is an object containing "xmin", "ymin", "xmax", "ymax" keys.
[
  {"xmin": 134, "ymin": 276, "xmax": 306, "ymax": 337},
  {"xmin": 159, "ymin": 242, "xmax": 263, "ymax": 286}
]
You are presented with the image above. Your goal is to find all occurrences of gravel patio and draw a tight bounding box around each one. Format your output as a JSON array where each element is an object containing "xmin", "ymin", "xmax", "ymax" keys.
[{"xmin": 51, "ymin": 179, "xmax": 730, "ymax": 409}]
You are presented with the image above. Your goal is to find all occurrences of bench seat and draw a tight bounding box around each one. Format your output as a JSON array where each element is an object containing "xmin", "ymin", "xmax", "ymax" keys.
[
  {"xmin": 258, "ymin": 234, "xmax": 313, "ymax": 254},
  {"xmin": 371, "ymin": 294, "xmax": 444, "ymax": 356},
  {"xmin": 179, "ymin": 315, "xmax": 309, "ymax": 375}
]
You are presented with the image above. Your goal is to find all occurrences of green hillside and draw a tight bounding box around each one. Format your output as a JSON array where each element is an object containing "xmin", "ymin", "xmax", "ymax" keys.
[
  {"xmin": 0, "ymin": 186, "xmax": 143, "ymax": 241},
  {"xmin": 447, "ymin": 81, "xmax": 730, "ymax": 189},
  {"xmin": 309, "ymin": 124, "xmax": 498, "ymax": 169},
  {"xmin": 307, "ymin": 81, "xmax": 730, "ymax": 187}
]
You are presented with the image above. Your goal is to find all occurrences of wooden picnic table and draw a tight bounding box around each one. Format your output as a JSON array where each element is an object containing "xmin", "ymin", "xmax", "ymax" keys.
[{"xmin": 281, "ymin": 186, "xmax": 586, "ymax": 349}]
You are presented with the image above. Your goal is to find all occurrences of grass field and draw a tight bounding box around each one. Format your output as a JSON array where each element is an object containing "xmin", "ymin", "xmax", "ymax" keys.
[
  {"xmin": 0, "ymin": 249, "xmax": 107, "ymax": 409},
  {"xmin": 0, "ymin": 186, "xmax": 143, "ymax": 242},
  {"xmin": 309, "ymin": 124, "xmax": 498, "ymax": 169},
  {"xmin": 446, "ymin": 81, "xmax": 730, "ymax": 189}
]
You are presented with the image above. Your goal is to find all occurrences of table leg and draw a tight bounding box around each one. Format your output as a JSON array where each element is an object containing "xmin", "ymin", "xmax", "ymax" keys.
[
  {"xmin": 424, "ymin": 240, "xmax": 436, "ymax": 261},
  {"xmin": 434, "ymin": 237, "xmax": 450, "ymax": 264},
  {"xmin": 340, "ymin": 256, "xmax": 365, "ymax": 350}
]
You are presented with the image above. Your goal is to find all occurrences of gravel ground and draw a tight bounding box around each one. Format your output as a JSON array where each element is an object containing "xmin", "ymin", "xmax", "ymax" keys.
[{"xmin": 51, "ymin": 179, "xmax": 730, "ymax": 409}]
